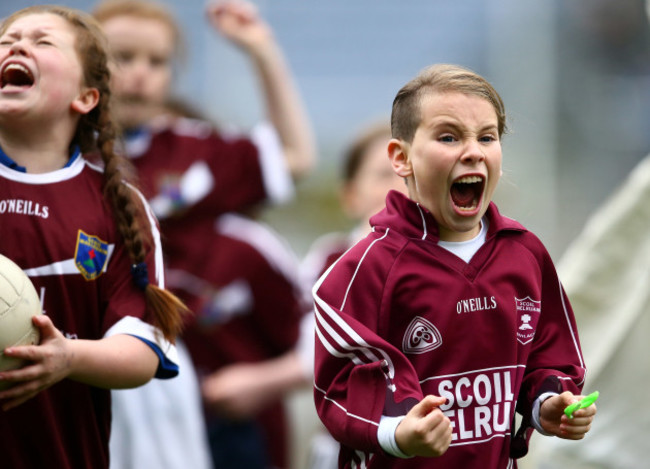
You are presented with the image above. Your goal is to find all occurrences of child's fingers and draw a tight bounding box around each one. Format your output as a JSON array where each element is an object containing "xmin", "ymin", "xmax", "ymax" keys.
[
  {"xmin": 564, "ymin": 391, "xmax": 600, "ymax": 419},
  {"xmin": 1, "ymin": 386, "xmax": 42, "ymax": 411},
  {"xmin": 417, "ymin": 394, "xmax": 446, "ymax": 412},
  {"xmin": 0, "ymin": 355, "xmax": 43, "ymax": 391},
  {"xmin": 423, "ymin": 409, "xmax": 453, "ymax": 452},
  {"xmin": 559, "ymin": 408, "xmax": 595, "ymax": 440},
  {"xmin": 563, "ymin": 408, "xmax": 596, "ymax": 427},
  {"xmin": 572, "ymin": 404, "xmax": 597, "ymax": 418},
  {"xmin": 3, "ymin": 344, "xmax": 40, "ymax": 362},
  {"xmin": 208, "ymin": 0, "xmax": 257, "ymax": 23},
  {"xmin": 418, "ymin": 398, "xmax": 452, "ymax": 439},
  {"xmin": 560, "ymin": 420, "xmax": 592, "ymax": 439},
  {"xmin": 0, "ymin": 367, "xmax": 48, "ymax": 411}
]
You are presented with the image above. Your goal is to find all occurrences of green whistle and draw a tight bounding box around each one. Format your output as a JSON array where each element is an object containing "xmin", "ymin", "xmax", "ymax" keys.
[{"xmin": 564, "ymin": 391, "xmax": 599, "ymax": 419}]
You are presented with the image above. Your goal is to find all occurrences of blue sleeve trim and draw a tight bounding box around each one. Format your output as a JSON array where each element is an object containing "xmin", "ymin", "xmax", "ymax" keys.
[{"xmin": 131, "ymin": 335, "xmax": 180, "ymax": 379}]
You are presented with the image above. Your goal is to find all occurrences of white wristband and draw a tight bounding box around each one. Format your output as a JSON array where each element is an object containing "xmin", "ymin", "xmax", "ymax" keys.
[
  {"xmin": 378, "ymin": 415, "xmax": 413, "ymax": 458},
  {"xmin": 532, "ymin": 392, "xmax": 558, "ymax": 436}
]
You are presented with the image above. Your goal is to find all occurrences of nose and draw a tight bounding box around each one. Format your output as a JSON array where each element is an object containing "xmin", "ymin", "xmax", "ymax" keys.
[
  {"xmin": 8, "ymin": 39, "xmax": 28, "ymax": 57},
  {"xmin": 126, "ymin": 58, "xmax": 152, "ymax": 90},
  {"xmin": 460, "ymin": 138, "xmax": 486, "ymax": 164}
]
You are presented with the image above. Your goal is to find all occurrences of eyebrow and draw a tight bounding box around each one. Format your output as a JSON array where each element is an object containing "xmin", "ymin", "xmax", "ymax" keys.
[
  {"xmin": 5, "ymin": 27, "xmax": 54, "ymax": 40},
  {"xmin": 430, "ymin": 118, "xmax": 498, "ymax": 132}
]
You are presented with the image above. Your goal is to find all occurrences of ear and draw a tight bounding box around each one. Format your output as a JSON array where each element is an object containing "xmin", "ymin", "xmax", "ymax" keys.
[
  {"xmin": 387, "ymin": 138, "xmax": 412, "ymax": 178},
  {"xmin": 71, "ymin": 87, "xmax": 100, "ymax": 115}
]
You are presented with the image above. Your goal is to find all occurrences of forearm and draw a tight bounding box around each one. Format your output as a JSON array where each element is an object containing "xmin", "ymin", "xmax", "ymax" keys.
[
  {"xmin": 249, "ymin": 38, "xmax": 316, "ymax": 180},
  {"xmin": 201, "ymin": 350, "xmax": 310, "ymax": 418},
  {"xmin": 67, "ymin": 334, "xmax": 158, "ymax": 389},
  {"xmin": 252, "ymin": 349, "xmax": 311, "ymax": 396}
]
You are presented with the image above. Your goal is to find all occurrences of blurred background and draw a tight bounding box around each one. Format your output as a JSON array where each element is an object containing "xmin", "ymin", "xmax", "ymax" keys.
[
  {"xmin": 3, "ymin": 0, "xmax": 649, "ymax": 261},
  {"xmin": 2, "ymin": 1, "xmax": 649, "ymax": 467}
]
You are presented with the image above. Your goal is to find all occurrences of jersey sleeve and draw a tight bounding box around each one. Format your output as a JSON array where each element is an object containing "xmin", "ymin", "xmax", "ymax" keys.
[
  {"xmin": 101, "ymin": 185, "xmax": 178, "ymax": 374},
  {"xmin": 198, "ymin": 123, "xmax": 293, "ymax": 215},
  {"xmin": 312, "ymin": 236, "xmax": 423, "ymax": 454},
  {"xmin": 221, "ymin": 214, "xmax": 306, "ymax": 353},
  {"xmin": 521, "ymin": 243, "xmax": 586, "ymax": 400},
  {"xmin": 249, "ymin": 122, "xmax": 294, "ymax": 205},
  {"xmin": 512, "ymin": 238, "xmax": 587, "ymax": 452}
]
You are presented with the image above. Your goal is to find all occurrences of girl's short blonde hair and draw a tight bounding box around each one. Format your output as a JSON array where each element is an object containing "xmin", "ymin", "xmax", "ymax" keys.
[{"xmin": 391, "ymin": 64, "xmax": 507, "ymax": 142}]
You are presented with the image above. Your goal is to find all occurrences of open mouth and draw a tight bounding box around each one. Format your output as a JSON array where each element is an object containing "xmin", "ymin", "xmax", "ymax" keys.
[
  {"xmin": 450, "ymin": 175, "xmax": 484, "ymax": 212},
  {"xmin": 0, "ymin": 63, "xmax": 35, "ymax": 90}
]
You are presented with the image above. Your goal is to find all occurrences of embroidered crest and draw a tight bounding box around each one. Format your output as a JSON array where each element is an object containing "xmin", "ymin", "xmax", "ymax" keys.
[
  {"xmin": 158, "ymin": 175, "xmax": 184, "ymax": 208},
  {"xmin": 515, "ymin": 296, "xmax": 541, "ymax": 345},
  {"xmin": 74, "ymin": 230, "xmax": 109, "ymax": 280},
  {"xmin": 198, "ymin": 280, "xmax": 253, "ymax": 328},
  {"xmin": 402, "ymin": 316, "xmax": 442, "ymax": 354}
]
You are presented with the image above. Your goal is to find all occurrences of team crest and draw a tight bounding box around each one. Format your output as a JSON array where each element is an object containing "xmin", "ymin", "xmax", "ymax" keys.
[
  {"xmin": 74, "ymin": 230, "xmax": 110, "ymax": 280},
  {"xmin": 402, "ymin": 316, "xmax": 442, "ymax": 354},
  {"xmin": 515, "ymin": 296, "xmax": 541, "ymax": 345}
]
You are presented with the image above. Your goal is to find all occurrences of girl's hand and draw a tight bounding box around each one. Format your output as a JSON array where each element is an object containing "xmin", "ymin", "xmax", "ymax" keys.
[
  {"xmin": 206, "ymin": 0, "xmax": 273, "ymax": 54},
  {"xmin": 201, "ymin": 363, "xmax": 269, "ymax": 419},
  {"xmin": 540, "ymin": 391, "xmax": 597, "ymax": 439},
  {"xmin": 395, "ymin": 395, "xmax": 453, "ymax": 458},
  {"xmin": 0, "ymin": 315, "xmax": 72, "ymax": 411}
]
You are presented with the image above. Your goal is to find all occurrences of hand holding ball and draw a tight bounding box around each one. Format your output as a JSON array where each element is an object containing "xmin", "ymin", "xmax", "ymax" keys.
[{"xmin": 0, "ymin": 254, "xmax": 42, "ymax": 384}]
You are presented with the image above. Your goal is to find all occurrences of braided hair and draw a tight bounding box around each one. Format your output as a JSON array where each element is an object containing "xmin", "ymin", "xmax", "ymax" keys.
[{"xmin": 0, "ymin": 6, "xmax": 188, "ymax": 342}]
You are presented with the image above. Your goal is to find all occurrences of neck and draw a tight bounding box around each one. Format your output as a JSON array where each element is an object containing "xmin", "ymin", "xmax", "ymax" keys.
[
  {"xmin": 438, "ymin": 220, "xmax": 482, "ymax": 242},
  {"xmin": 0, "ymin": 132, "xmax": 72, "ymax": 174},
  {"xmin": 0, "ymin": 116, "xmax": 77, "ymax": 174}
]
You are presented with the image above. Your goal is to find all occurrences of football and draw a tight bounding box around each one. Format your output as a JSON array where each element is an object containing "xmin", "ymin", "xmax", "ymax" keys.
[{"xmin": 0, "ymin": 254, "xmax": 42, "ymax": 381}]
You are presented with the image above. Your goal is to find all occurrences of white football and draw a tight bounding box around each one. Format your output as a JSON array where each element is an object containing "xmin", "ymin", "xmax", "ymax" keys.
[{"xmin": 0, "ymin": 254, "xmax": 42, "ymax": 379}]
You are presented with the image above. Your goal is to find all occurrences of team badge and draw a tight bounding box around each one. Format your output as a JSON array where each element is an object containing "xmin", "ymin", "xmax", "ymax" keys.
[
  {"xmin": 159, "ymin": 176, "xmax": 184, "ymax": 208},
  {"xmin": 198, "ymin": 280, "xmax": 253, "ymax": 328},
  {"xmin": 74, "ymin": 230, "xmax": 110, "ymax": 280},
  {"xmin": 402, "ymin": 316, "xmax": 442, "ymax": 354},
  {"xmin": 148, "ymin": 175, "xmax": 186, "ymax": 219},
  {"xmin": 515, "ymin": 296, "xmax": 541, "ymax": 345}
]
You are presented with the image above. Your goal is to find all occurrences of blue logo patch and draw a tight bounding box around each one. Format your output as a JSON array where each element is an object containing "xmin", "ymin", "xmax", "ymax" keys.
[{"xmin": 74, "ymin": 230, "xmax": 110, "ymax": 280}]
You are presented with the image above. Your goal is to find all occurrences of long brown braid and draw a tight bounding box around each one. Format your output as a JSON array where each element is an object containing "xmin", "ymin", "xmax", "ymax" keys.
[{"xmin": 0, "ymin": 6, "xmax": 188, "ymax": 342}]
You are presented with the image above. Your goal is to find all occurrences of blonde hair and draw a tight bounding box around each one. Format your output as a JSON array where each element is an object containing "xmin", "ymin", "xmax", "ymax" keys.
[
  {"xmin": 92, "ymin": 0, "xmax": 183, "ymax": 58},
  {"xmin": 0, "ymin": 6, "xmax": 188, "ymax": 342},
  {"xmin": 391, "ymin": 64, "xmax": 507, "ymax": 143}
]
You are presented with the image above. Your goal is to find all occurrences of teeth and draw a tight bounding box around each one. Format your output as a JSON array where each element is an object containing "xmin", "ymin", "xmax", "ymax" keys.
[
  {"xmin": 456, "ymin": 176, "xmax": 483, "ymax": 184},
  {"xmin": 4, "ymin": 63, "xmax": 29, "ymax": 75}
]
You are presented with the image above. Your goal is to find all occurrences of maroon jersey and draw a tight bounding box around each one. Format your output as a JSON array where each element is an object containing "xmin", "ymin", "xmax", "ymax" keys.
[
  {"xmin": 166, "ymin": 213, "xmax": 305, "ymax": 468},
  {"xmin": 313, "ymin": 191, "xmax": 586, "ymax": 469},
  {"xmin": 123, "ymin": 117, "xmax": 293, "ymax": 266},
  {"xmin": 0, "ymin": 152, "xmax": 174, "ymax": 469}
]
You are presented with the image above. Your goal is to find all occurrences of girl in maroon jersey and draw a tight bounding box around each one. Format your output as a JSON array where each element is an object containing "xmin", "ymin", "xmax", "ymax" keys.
[
  {"xmin": 313, "ymin": 64, "xmax": 597, "ymax": 468},
  {"xmin": 0, "ymin": 6, "xmax": 187, "ymax": 469}
]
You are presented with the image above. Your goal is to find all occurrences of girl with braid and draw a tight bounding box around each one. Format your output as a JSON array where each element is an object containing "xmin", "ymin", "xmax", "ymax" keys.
[{"xmin": 0, "ymin": 6, "xmax": 188, "ymax": 469}]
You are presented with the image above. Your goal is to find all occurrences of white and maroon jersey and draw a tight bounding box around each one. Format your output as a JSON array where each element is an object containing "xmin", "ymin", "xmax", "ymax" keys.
[
  {"xmin": 313, "ymin": 191, "xmax": 586, "ymax": 469},
  {"xmin": 122, "ymin": 117, "xmax": 293, "ymax": 266},
  {"xmin": 166, "ymin": 213, "xmax": 306, "ymax": 468},
  {"xmin": 171, "ymin": 213, "xmax": 304, "ymax": 369},
  {"xmin": 0, "ymin": 150, "xmax": 176, "ymax": 469}
]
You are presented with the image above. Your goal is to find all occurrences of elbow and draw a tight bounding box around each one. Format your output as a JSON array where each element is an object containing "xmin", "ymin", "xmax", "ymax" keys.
[
  {"xmin": 286, "ymin": 146, "xmax": 318, "ymax": 181},
  {"xmin": 112, "ymin": 365, "xmax": 156, "ymax": 390}
]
